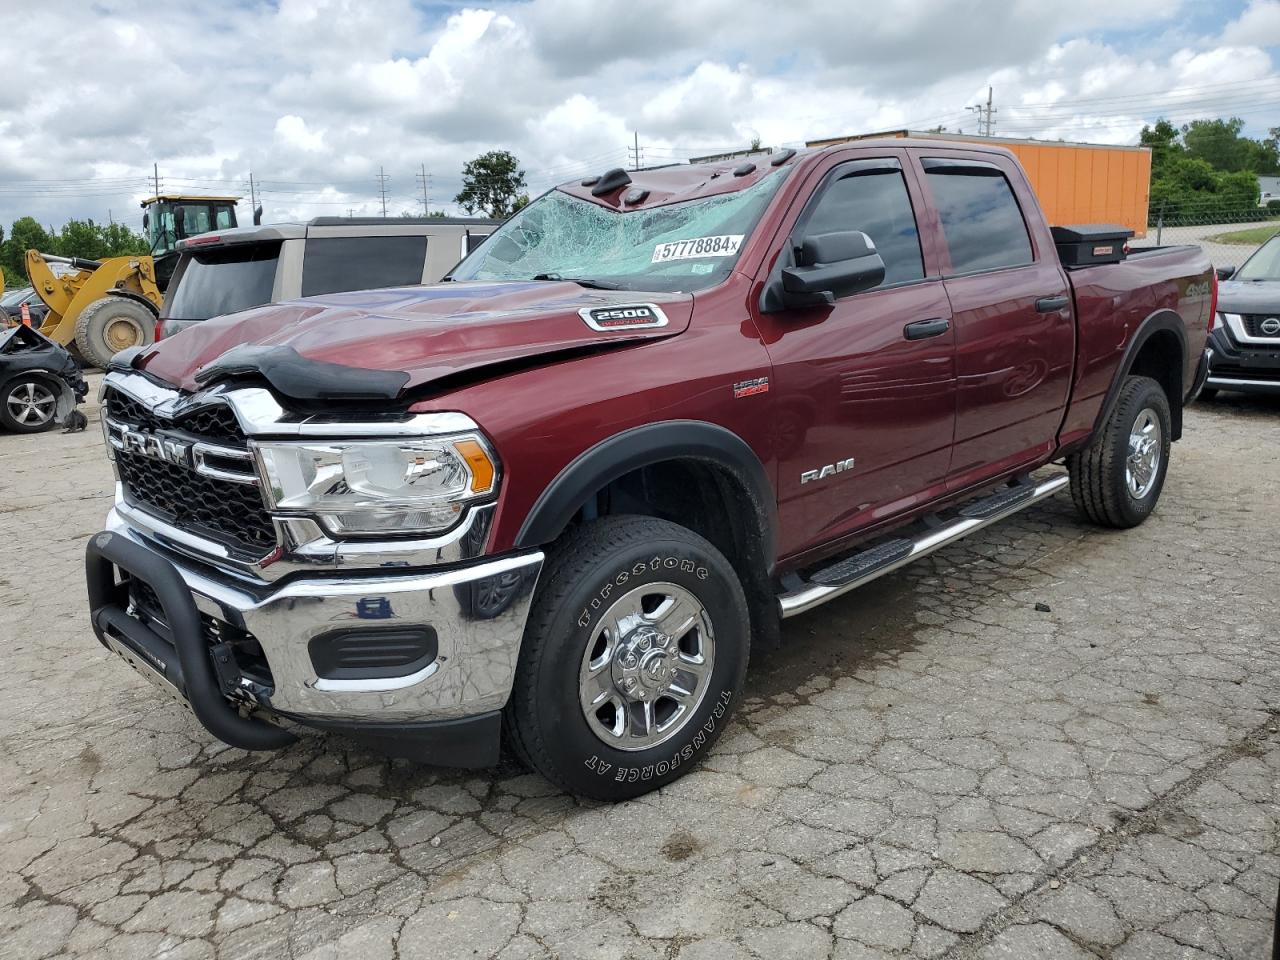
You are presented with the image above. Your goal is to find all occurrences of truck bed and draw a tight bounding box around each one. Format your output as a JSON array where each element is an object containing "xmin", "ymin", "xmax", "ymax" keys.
[{"xmin": 1059, "ymin": 243, "xmax": 1213, "ymax": 449}]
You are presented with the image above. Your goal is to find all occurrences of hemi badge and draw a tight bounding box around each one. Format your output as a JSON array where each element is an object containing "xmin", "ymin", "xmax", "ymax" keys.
[{"xmin": 733, "ymin": 376, "xmax": 769, "ymax": 398}]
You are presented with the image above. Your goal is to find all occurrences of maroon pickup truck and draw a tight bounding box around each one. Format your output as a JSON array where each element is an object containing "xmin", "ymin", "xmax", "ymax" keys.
[{"xmin": 86, "ymin": 139, "xmax": 1213, "ymax": 800}]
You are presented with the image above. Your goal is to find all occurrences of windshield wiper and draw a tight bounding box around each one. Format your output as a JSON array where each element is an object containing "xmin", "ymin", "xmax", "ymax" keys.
[{"xmin": 530, "ymin": 273, "xmax": 623, "ymax": 290}]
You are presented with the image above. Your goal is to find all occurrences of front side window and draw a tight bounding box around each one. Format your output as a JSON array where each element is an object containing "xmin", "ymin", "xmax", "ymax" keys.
[
  {"xmin": 801, "ymin": 164, "xmax": 924, "ymax": 288},
  {"xmin": 451, "ymin": 168, "xmax": 790, "ymax": 293},
  {"xmin": 924, "ymin": 163, "xmax": 1033, "ymax": 274},
  {"xmin": 300, "ymin": 236, "xmax": 429, "ymax": 297}
]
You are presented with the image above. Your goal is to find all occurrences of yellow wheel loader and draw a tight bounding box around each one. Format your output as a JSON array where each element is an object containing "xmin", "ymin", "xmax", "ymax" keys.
[
  {"xmin": 22, "ymin": 194, "xmax": 245, "ymax": 368},
  {"xmin": 25, "ymin": 250, "xmax": 164, "ymax": 369}
]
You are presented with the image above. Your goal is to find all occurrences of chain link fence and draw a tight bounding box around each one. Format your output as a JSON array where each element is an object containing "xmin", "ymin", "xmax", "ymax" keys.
[{"xmin": 1131, "ymin": 206, "xmax": 1280, "ymax": 270}]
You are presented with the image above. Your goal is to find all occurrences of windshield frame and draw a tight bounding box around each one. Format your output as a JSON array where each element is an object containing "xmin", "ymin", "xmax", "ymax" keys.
[
  {"xmin": 450, "ymin": 167, "xmax": 791, "ymax": 294},
  {"xmin": 1234, "ymin": 233, "xmax": 1280, "ymax": 281}
]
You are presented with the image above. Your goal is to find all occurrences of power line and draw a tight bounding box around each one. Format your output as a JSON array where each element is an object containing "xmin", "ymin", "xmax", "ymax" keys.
[
  {"xmin": 416, "ymin": 163, "xmax": 432, "ymax": 214},
  {"xmin": 968, "ymin": 86, "xmax": 997, "ymax": 137},
  {"xmin": 628, "ymin": 131, "xmax": 644, "ymax": 171},
  {"xmin": 375, "ymin": 166, "xmax": 390, "ymax": 217}
]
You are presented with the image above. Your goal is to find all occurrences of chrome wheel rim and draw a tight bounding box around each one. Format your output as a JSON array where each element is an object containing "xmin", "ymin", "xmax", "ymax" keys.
[
  {"xmin": 578, "ymin": 582, "xmax": 715, "ymax": 751},
  {"xmin": 6, "ymin": 381, "xmax": 56, "ymax": 426},
  {"xmin": 1126, "ymin": 407, "xmax": 1161, "ymax": 499}
]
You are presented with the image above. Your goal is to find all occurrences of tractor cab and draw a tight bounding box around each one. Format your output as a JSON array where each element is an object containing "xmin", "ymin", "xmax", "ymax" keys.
[{"xmin": 141, "ymin": 195, "xmax": 243, "ymax": 290}]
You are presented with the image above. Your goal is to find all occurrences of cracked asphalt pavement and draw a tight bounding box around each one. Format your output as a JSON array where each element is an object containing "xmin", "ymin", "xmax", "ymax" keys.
[{"xmin": 1, "ymin": 379, "xmax": 1277, "ymax": 959}]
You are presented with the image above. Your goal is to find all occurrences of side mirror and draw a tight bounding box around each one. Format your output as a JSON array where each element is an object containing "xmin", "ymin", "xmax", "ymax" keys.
[
  {"xmin": 1216, "ymin": 266, "xmax": 1235, "ymax": 281},
  {"xmin": 765, "ymin": 231, "xmax": 886, "ymax": 311},
  {"xmin": 142, "ymin": 212, "xmax": 150, "ymax": 231},
  {"xmin": 254, "ymin": 204, "xmax": 264, "ymax": 226}
]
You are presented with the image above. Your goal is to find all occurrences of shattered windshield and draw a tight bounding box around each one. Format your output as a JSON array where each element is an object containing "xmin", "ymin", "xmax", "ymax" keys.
[{"xmin": 451, "ymin": 168, "xmax": 789, "ymax": 293}]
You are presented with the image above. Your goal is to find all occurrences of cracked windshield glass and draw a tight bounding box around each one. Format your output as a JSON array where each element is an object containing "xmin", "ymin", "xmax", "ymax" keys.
[{"xmin": 452, "ymin": 168, "xmax": 789, "ymax": 292}]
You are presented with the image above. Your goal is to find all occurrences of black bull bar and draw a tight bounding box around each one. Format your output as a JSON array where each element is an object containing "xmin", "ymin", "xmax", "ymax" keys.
[{"xmin": 85, "ymin": 530, "xmax": 295, "ymax": 751}]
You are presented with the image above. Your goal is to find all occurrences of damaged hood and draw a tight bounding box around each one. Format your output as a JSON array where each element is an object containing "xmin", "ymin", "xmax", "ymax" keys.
[{"xmin": 135, "ymin": 280, "xmax": 693, "ymax": 400}]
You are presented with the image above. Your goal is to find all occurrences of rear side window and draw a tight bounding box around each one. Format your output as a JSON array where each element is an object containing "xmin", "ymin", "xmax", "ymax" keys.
[
  {"xmin": 802, "ymin": 164, "xmax": 924, "ymax": 288},
  {"xmin": 301, "ymin": 236, "xmax": 428, "ymax": 297},
  {"xmin": 924, "ymin": 163, "xmax": 1033, "ymax": 273},
  {"xmin": 165, "ymin": 243, "xmax": 280, "ymax": 320}
]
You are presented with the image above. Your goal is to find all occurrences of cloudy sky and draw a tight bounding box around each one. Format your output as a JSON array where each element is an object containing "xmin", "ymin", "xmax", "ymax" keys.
[{"xmin": 3, "ymin": 0, "xmax": 1279, "ymax": 232}]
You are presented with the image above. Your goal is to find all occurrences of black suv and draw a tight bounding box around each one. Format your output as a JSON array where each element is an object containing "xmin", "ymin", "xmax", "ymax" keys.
[{"xmin": 1205, "ymin": 233, "xmax": 1280, "ymax": 398}]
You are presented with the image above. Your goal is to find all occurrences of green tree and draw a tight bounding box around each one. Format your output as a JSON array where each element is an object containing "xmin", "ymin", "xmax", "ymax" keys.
[
  {"xmin": 100, "ymin": 222, "xmax": 148, "ymax": 257},
  {"xmin": 455, "ymin": 150, "xmax": 529, "ymax": 219},
  {"xmin": 0, "ymin": 217, "xmax": 55, "ymax": 284},
  {"xmin": 1182, "ymin": 117, "xmax": 1251, "ymax": 172},
  {"xmin": 1140, "ymin": 118, "xmax": 1184, "ymax": 179},
  {"xmin": 55, "ymin": 219, "xmax": 109, "ymax": 261},
  {"xmin": 1150, "ymin": 156, "xmax": 1260, "ymax": 223}
]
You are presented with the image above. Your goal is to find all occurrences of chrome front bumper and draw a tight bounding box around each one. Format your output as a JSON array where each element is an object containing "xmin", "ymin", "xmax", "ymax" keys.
[{"xmin": 103, "ymin": 507, "xmax": 543, "ymax": 723}]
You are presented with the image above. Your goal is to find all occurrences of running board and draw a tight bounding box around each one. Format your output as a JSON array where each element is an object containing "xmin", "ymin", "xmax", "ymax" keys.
[{"xmin": 777, "ymin": 474, "xmax": 1070, "ymax": 619}]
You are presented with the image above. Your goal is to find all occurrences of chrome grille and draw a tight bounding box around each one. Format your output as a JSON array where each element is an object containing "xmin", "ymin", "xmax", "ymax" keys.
[{"xmin": 105, "ymin": 388, "xmax": 276, "ymax": 556}]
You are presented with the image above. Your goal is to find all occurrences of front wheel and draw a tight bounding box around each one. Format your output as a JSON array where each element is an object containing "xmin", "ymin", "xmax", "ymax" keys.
[
  {"xmin": 506, "ymin": 516, "xmax": 750, "ymax": 800},
  {"xmin": 73, "ymin": 297, "xmax": 155, "ymax": 370},
  {"xmin": 1068, "ymin": 375, "xmax": 1172, "ymax": 528},
  {"xmin": 1, "ymin": 375, "xmax": 59, "ymax": 433}
]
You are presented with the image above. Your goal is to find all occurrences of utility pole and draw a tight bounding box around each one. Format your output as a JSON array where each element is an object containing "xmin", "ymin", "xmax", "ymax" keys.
[
  {"xmin": 347, "ymin": 208, "xmax": 355, "ymax": 219},
  {"xmin": 248, "ymin": 169, "xmax": 257, "ymax": 214},
  {"xmin": 376, "ymin": 167, "xmax": 391, "ymax": 217},
  {"xmin": 968, "ymin": 87, "xmax": 997, "ymax": 137},
  {"xmin": 108, "ymin": 209, "xmax": 113, "ymax": 226},
  {"xmin": 153, "ymin": 162, "xmax": 160, "ymax": 200},
  {"xmin": 416, "ymin": 163, "xmax": 432, "ymax": 215},
  {"xmin": 628, "ymin": 131, "xmax": 643, "ymax": 170}
]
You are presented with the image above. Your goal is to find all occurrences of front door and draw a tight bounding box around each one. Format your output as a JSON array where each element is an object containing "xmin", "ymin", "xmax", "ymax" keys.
[{"xmin": 752, "ymin": 152, "xmax": 958, "ymax": 562}]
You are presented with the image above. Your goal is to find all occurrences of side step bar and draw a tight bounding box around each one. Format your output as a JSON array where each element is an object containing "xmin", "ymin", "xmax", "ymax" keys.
[{"xmin": 778, "ymin": 473, "xmax": 1070, "ymax": 619}]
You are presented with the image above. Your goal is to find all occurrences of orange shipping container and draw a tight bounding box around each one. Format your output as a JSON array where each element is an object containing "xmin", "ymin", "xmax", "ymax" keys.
[{"xmin": 806, "ymin": 130, "xmax": 1152, "ymax": 238}]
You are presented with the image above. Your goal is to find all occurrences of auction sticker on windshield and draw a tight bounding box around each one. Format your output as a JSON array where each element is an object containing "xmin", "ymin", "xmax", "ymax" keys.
[{"xmin": 651, "ymin": 235, "xmax": 744, "ymax": 263}]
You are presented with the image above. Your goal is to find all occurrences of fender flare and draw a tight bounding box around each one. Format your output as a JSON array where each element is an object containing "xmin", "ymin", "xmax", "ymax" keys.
[
  {"xmin": 1093, "ymin": 308, "xmax": 1188, "ymax": 441},
  {"xmin": 514, "ymin": 419, "xmax": 777, "ymax": 564},
  {"xmin": 103, "ymin": 288, "xmax": 161, "ymax": 317}
]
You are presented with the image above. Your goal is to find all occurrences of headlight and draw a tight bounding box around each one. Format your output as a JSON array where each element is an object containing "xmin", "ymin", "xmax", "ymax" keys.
[{"xmin": 254, "ymin": 435, "xmax": 497, "ymax": 536}]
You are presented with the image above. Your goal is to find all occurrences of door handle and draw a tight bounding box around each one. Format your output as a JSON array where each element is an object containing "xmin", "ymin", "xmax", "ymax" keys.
[
  {"xmin": 903, "ymin": 318, "xmax": 950, "ymax": 340},
  {"xmin": 1035, "ymin": 295, "xmax": 1070, "ymax": 313}
]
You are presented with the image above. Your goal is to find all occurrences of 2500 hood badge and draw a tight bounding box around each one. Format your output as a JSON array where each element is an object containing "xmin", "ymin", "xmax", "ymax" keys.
[{"xmin": 579, "ymin": 304, "xmax": 669, "ymax": 332}]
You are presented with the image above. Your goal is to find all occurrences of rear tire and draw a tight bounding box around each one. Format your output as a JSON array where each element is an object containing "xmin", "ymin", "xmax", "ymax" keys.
[
  {"xmin": 1068, "ymin": 375, "xmax": 1171, "ymax": 529},
  {"xmin": 506, "ymin": 516, "xmax": 750, "ymax": 800},
  {"xmin": 74, "ymin": 297, "xmax": 155, "ymax": 370},
  {"xmin": 1, "ymin": 375, "xmax": 59, "ymax": 433}
]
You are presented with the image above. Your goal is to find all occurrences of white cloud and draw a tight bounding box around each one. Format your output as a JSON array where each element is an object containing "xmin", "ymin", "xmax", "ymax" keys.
[
  {"xmin": 1222, "ymin": 0, "xmax": 1280, "ymax": 47},
  {"xmin": 0, "ymin": 0, "xmax": 1276, "ymax": 230}
]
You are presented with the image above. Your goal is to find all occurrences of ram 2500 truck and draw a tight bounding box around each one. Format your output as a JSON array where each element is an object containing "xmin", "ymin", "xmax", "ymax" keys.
[{"xmin": 85, "ymin": 140, "xmax": 1213, "ymax": 801}]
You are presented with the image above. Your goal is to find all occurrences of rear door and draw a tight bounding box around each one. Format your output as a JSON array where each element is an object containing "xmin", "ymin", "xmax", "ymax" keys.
[
  {"xmin": 909, "ymin": 151, "xmax": 1074, "ymax": 488},
  {"xmin": 752, "ymin": 150, "xmax": 958, "ymax": 560}
]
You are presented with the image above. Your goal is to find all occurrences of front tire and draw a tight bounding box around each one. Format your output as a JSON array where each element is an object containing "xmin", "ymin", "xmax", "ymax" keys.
[
  {"xmin": 1, "ymin": 375, "xmax": 59, "ymax": 433},
  {"xmin": 1068, "ymin": 375, "xmax": 1172, "ymax": 528},
  {"xmin": 74, "ymin": 297, "xmax": 155, "ymax": 370},
  {"xmin": 506, "ymin": 516, "xmax": 750, "ymax": 800}
]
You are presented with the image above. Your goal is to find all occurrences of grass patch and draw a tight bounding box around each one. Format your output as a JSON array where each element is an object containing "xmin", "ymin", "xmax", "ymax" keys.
[{"xmin": 1206, "ymin": 224, "xmax": 1280, "ymax": 245}]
